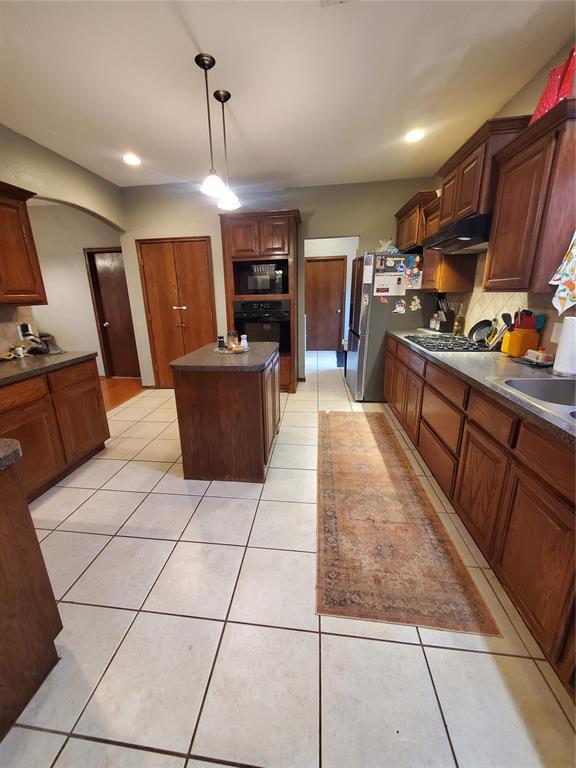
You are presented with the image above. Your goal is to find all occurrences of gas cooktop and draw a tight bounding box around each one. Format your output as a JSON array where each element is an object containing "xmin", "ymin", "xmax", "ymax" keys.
[{"xmin": 405, "ymin": 334, "xmax": 492, "ymax": 352}]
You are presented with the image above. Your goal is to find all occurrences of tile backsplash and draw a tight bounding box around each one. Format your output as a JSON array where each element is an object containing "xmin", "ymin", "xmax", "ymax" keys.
[
  {"xmin": 450, "ymin": 253, "xmax": 574, "ymax": 350},
  {"xmin": 0, "ymin": 306, "xmax": 38, "ymax": 353}
]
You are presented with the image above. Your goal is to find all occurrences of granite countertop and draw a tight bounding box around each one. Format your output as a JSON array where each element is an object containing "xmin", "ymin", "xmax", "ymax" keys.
[
  {"xmin": 0, "ymin": 438, "xmax": 22, "ymax": 471},
  {"xmin": 170, "ymin": 342, "xmax": 279, "ymax": 372},
  {"xmin": 389, "ymin": 330, "xmax": 575, "ymax": 443},
  {"xmin": 0, "ymin": 351, "xmax": 98, "ymax": 387}
]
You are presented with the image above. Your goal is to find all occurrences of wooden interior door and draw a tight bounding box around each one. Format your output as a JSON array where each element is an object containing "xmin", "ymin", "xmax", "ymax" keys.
[
  {"xmin": 173, "ymin": 240, "xmax": 217, "ymax": 354},
  {"xmin": 87, "ymin": 250, "xmax": 140, "ymax": 378},
  {"xmin": 138, "ymin": 241, "xmax": 184, "ymax": 388},
  {"xmin": 305, "ymin": 256, "xmax": 346, "ymax": 350}
]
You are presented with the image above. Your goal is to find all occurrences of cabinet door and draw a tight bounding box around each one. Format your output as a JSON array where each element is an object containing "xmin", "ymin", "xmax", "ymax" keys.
[
  {"xmin": 494, "ymin": 464, "xmax": 574, "ymax": 657},
  {"xmin": 424, "ymin": 206, "xmax": 440, "ymax": 237},
  {"xmin": 52, "ymin": 379, "xmax": 109, "ymax": 465},
  {"xmin": 0, "ymin": 398, "xmax": 65, "ymax": 499},
  {"xmin": 138, "ymin": 241, "xmax": 184, "ymax": 388},
  {"xmin": 383, "ymin": 354, "xmax": 395, "ymax": 403},
  {"xmin": 259, "ymin": 216, "xmax": 290, "ymax": 256},
  {"xmin": 438, "ymin": 169, "xmax": 458, "ymax": 228},
  {"xmin": 391, "ymin": 361, "xmax": 408, "ymax": 422},
  {"xmin": 484, "ymin": 133, "xmax": 556, "ymax": 291},
  {"xmin": 421, "ymin": 250, "xmax": 442, "ymax": 290},
  {"xmin": 227, "ymin": 218, "xmax": 259, "ymax": 259},
  {"xmin": 397, "ymin": 207, "xmax": 420, "ymax": 251},
  {"xmin": 272, "ymin": 354, "xmax": 281, "ymax": 434},
  {"xmin": 404, "ymin": 369, "xmax": 423, "ymax": 444},
  {"xmin": 455, "ymin": 145, "xmax": 484, "ymax": 219},
  {"xmin": 0, "ymin": 197, "xmax": 47, "ymax": 305},
  {"xmin": 173, "ymin": 239, "xmax": 217, "ymax": 354},
  {"xmin": 262, "ymin": 356, "xmax": 280, "ymax": 463},
  {"xmin": 453, "ymin": 423, "xmax": 508, "ymax": 557}
]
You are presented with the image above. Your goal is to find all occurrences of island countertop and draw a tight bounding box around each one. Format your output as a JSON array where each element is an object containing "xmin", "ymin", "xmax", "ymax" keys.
[
  {"xmin": 170, "ymin": 342, "xmax": 279, "ymax": 373},
  {"xmin": 0, "ymin": 351, "xmax": 98, "ymax": 388}
]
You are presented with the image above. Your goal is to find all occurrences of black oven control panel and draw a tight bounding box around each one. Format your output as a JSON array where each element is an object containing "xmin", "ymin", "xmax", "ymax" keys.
[{"xmin": 233, "ymin": 300, "xmax": 290, "ymax": 317}]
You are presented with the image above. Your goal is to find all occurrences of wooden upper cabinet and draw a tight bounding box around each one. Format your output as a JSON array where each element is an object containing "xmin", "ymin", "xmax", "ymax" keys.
[
  {"xmin": 395, "ymin": 191, "xmax": 437, "ymax": 251},
  {"xmin": 436, "ymin": 115, "xmax": 530, "ymax": 229},
  {"xmin": 0, "ymin": 182, "xmax": 47, "ymax": 305},
  {"xmin": 259, "ymin": 216, "xmax": 290, "ymax": 256},
  {"xmin": 455, "ymin": 145, "xmax": 485, "ymax": 219},
  {"xmin": 423, "ymin": 197, "xmax": 441, "ymax": 238},
  {"xmin": 421, "ymin": 251, "xmax": 476, "ymax": 293},
  {"xmin": 485, "ymin": 100, "xmax": 575, "ymax": 292},
  {"xmin": 226, "ymin": 218, "xmax": 259, "ymax": 259},
  {"xmin": 494, "ymin": 463, "xmax": 575, "ymax": 658}
]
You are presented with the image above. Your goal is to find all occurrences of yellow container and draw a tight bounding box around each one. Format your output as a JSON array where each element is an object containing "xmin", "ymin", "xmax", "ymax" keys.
[{"xmin": 501, "ymin": 329, "xmax": 540, "ymax": 357}]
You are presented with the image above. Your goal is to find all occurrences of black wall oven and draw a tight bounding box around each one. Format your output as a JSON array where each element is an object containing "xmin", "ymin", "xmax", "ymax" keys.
[{"xmin": 233, "ymin": 300, "xmax": 291, "ymax": 354}]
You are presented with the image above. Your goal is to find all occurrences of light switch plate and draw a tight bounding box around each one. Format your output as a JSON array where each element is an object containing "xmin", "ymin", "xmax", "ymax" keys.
[
  {"xmin": 17, "ymin": 323, "xmax": 33, "ymax": 340},
  {"xmin": 550, "ymin": 322, "xmax": 563, "ymax": 344}
]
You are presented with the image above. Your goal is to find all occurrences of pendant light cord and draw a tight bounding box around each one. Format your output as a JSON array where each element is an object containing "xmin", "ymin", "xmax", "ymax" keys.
[
  {"xmin": 203, "ymin": 69, "xmax": 215, "ymax": 171},
  {"xmin": 221, "ymin": 101, "xmax": 229, "ymax": 187}
]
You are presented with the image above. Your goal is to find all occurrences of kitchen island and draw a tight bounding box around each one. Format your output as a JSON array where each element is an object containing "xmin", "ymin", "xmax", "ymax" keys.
[{"xmin": 171, "ymin": 341, "xmax": 280, "ymax": 483}]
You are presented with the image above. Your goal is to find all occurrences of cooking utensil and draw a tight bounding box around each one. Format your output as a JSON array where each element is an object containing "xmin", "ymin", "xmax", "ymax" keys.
[{"xmin": 468, "ymin": 319, "xmax": 492, "ymax": 343}]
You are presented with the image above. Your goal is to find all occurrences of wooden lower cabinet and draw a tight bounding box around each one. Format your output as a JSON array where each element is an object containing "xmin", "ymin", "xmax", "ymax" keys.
[
  {"xmin": 493, "ymin": 464, "xmax": 575, "ymax": 659},
  {"xmin": 383, "ymin": 354, "xmax": 395, "ymax": 404},
  {"xmin": 0, "ymin": 361, "xmax": 109, "ymax": 500},
  {"xmin": 453, "ymin": 423, "xmax": 509, "ymax": 557},
  {"xmin": 0, "ymin": 397, "xmax": 65, "ymax": 499},
  {"xmin": 263, "ymin": 353, "xmax": 281, "ymax": 463},
  {"xmin": 52, "ymin": 378, "xmax": 108, "ymax": 464},
  {"xmin": 418, "ymin": 421, "xmax": 457, "ymax": 498},
  {"xmin": 404, "ymin": 369, "xmax": 423, "ymax": 444},
  {"xmin": 391, "ymin": 361, "xmax": 408, "ymax": 422}
]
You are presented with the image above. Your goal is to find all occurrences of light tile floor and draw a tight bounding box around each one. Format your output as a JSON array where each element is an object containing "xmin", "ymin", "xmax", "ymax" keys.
[{"xmin": 3, "ymin": 350, "xmax": 574, "ymax": 768}]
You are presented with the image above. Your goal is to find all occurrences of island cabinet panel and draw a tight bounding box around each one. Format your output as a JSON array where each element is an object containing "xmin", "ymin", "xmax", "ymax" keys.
[
  {"xmin": 493, "ymin": 464, "xmax": 575, "ymax": 659},
  {"xmin": 0, "ymin": 182, "xmax": 47, "ymax": 306},
  {"xmin": 262, "ymin": 353, "xmax": 281, "ymax": 463},
  {"xmin": 52, "ymin": 378, "xmax": 109, "ymax": 464},
  {"xmin": 0, "ymin": 463, "xmax": 61, "ymax": 738},
  {"xmin": 453, "ymin": 423, "xmax": 509, "ymax": 557}
]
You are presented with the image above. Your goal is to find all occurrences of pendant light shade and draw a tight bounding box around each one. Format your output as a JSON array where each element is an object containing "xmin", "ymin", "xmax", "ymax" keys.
[
  {"xmin": 213, "ymin": 88, "xmax": 241, "ymax": 211},
  {"xmin": 195, "ymin": 53, "xmax": 224, "ymax": 197}
]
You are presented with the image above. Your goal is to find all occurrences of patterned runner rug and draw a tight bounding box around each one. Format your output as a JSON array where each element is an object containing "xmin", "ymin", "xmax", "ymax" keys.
[{"xmin": 317, "ymin": 411, "xmax": 499, "ymax": 634}]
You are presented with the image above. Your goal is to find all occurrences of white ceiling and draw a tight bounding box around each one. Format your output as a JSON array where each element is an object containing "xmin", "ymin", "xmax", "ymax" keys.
[{"xmin": 0, "ymin": 1, "xmax": 573, "ymax": 190}]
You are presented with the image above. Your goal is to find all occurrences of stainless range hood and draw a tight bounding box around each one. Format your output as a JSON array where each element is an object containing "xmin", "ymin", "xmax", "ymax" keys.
[{"xmin": 423, "ymin": 213, "xmax": 491, "ymax": 254}]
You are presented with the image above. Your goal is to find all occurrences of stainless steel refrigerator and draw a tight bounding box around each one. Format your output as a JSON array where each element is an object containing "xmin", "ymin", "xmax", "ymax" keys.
[{"xmin": 346, "ymin": 252, "xmax": 435, "ymax": 401}]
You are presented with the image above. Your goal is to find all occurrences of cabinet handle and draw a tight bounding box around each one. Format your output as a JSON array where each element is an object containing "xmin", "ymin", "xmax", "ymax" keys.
[
  {"xmin": 172, "ymin": 306, "xmax": 187, "ymax": 310},
  {"xmin": 102, "ymin": 321, "xmax": 110, "ymax": 327}
]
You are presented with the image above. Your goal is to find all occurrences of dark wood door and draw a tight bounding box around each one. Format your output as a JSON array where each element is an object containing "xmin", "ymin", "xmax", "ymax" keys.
[
  {"xmin": 259, "ymin": 216, "xmax": 289, "ymax": 256},
  {"xmin": 404, "ymin": 369, "xmax": 423, "ymax": 444},
  {"xmin": 52, "ymin": 379, "xmax": 109, "ymax": 464},
  {"xmin": 493, "ymin": 464, "xmax": 574, "ymax": 658},
  {"xmin": 0, "ymin": 192, "xmax": 47, "ymax": 305},
  {"xmin": 453, "ymin": 423, "xmax": 508, "ymax": 557},
  {"xmin": 88, "ymin": 251, "xmax": 140, "ymax": 378},
  {"xmin": 438, "ymin": 168, "xmax": 458, "ymax": 228},
  {"xmin": 484, "ymin": 133, "xmax": 556, "ymax": 290},
  {"xmin": 305, "ymin": 257, "xmax": 346, "ymax": 350},
  {"xmin": 138, "ymin": 241, "xmax": 184, "ymax": 388},
  {"xmin": 173, "ymin": 240, "xmax": 217, "ymax": 354},
  {"xmin": 455, "ymin": 145, "xmax": 484, "ymax": 219},
  {"xmin": 0, "ymin": 398, "xmax": 65, "ymax": 499}
]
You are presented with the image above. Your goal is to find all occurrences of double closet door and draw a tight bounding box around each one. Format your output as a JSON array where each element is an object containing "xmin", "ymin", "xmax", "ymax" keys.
[{"xmin": 138, "ymin": 237, "xmax": 217, "ymax": 387}]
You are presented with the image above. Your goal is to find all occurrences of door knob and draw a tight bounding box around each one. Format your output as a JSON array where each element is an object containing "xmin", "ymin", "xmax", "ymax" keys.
[{"xmin": 102, "ymin": 321, "xmax": 110, "ymax": 327}]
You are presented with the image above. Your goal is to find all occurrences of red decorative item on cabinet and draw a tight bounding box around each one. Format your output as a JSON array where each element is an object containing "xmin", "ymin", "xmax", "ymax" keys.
[{"xmin": 530, "ymin": 47, "xmax": 575, "ymax": 124}]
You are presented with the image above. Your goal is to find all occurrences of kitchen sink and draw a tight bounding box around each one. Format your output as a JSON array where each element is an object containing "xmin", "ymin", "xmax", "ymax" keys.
[
  {"xmin": 501, "ymin": 378, "xmax": 576, "ymax": 406},
  {"xmin": 488, "ymin": 375, "xmax": 576, "ymax": 431}
]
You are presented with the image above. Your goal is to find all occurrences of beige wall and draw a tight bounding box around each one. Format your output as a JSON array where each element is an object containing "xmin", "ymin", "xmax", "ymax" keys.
[
  {"xmin": 496, "ymin": 40, "xmax": 574, "ymax": 117},
  {"xmin": 0, "ymin": 124, "xmax": 125, "ymax": 229},
  {"xmin": 121, "ymin": 177, "xmax": 436, "ymax": 384},
  {"xmin": 28, "ymin": 203, "xmax": 121, "ymax": 375}
]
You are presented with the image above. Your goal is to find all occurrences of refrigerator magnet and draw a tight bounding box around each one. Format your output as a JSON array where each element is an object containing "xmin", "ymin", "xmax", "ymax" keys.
[{"xmin": 393, "ymin": 299, "xmax": 407, "ymax": 314}]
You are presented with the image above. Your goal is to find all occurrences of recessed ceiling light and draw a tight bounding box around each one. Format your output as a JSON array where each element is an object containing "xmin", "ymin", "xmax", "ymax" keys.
[
  {"xmin": 405, "ymin": 129, "xmax": 425, "ymax": 143},
  {"xmin": 122, "ymin": 152, "xmax": 141, "ymax": 166}
]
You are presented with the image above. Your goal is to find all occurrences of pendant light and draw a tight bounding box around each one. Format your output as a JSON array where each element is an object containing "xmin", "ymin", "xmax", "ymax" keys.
[
  {"xmin": 213, "ymin": 89, "xmax": 241, "ymax": 210},
  {"xmin": 195, "ymin": 53, "xmax": 225, "ymax": 198}
]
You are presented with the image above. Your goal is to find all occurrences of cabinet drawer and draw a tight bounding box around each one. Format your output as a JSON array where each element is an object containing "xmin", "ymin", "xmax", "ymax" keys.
[
  {"xmin": 421, "ymin": 385, "xmax": 463, "ymax": 455},
  {"xmin": 386, "ymin": 336, "xmax": 398, "ymax": 357},
  {"xmin": 468, "ymin": 390, "xmax": 517, "ymax": 447},
  {"xmin": 418, "ymin": 421, "xmax": 457, "ymax": 498},
  {"xmin": 0, "ymin": 376, "xmax": 48, "ymax": 413},
  {"xmin": 425, "ymin": 362, "xmax": 468, "ymax": 408},
  {"xmin": 515, "ymin": 422, "xmax": 575, "ymax": 502},
  {"xmin": 48, "ymin": 359, "xmax": 98, "ymax": 392},
  {"xmin": 396, "ymin": 344, "xmax": 426, "ymax": 377}
]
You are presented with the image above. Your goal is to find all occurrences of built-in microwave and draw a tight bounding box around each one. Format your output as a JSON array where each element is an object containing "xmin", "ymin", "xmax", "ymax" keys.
[{"xmin": 233, "ymin": 260, "xmax": 289, "ymax": 295}]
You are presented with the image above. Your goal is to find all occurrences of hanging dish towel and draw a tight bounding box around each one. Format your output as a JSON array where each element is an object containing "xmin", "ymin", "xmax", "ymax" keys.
[{"xmin": 550, "ymin": 230, "xmax": 576, "ymax": 314}]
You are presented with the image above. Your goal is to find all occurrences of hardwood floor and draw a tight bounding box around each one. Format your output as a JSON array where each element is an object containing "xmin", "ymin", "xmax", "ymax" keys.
[{"xmin": 99, "ymin": 377, "xmax": 144, "ymax": 411}]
